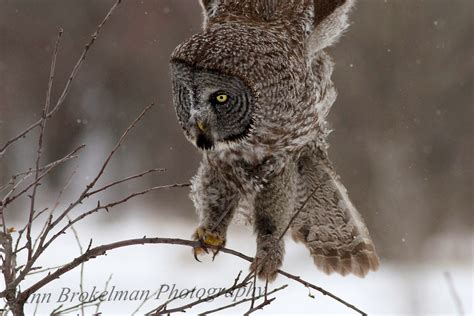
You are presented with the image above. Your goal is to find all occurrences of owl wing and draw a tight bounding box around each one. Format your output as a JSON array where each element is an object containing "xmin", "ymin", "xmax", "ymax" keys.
[{"xmin": 292, "ymin": 147, "xmax": 379, "ymax": 277}]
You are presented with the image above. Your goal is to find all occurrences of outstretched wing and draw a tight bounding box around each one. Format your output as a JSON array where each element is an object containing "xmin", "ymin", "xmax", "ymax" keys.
[{"xmin": 292, "ymin": 147, "xmax": 379, "ymax": 277}]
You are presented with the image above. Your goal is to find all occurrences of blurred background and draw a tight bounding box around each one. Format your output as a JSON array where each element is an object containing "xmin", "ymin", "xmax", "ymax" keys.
[{"xmin": 0, "ymin": 0, "xmax": 472, "ymax": 314}]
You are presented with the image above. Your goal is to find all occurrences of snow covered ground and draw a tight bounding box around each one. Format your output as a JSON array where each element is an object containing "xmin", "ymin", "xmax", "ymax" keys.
[{"xmin": 11, "ymin": 205, "xmax": 473, "ymax": 315}]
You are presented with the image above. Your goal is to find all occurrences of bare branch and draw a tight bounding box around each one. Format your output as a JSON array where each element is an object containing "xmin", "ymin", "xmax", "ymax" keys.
[
  {"xmin": 43, "ymin": 183, "xmax": 191, "ymax": 253},
  {"xmin": 85, "ymin": 168, "xmax": 165, "ymax": 197},
  {"xmin": 82, "ymin": 102, "xmax": 155, "ymax": 196},
  {"xmin": 94, "ymin": 274, "xmax": 113, "ymax": 314},
  {"xmin": 0, "ymin": 154, "xmax": 79, "ymax": 194},
  {"xmin": 0, "ymin": 145, "xmax": 85, "ymax": 208},
  {"xmin": 68, "ymin": 218, "xmax": 85, "ymax": 316},
  {"xmin": 214, "ymin": 245, "xmax": 368, "ymax": 315},
  {"xmin": 26, "ymin": 28, "xmax": 64, "ymax": 261},
  {"xmin": 0, "ymin": 0, "xmax": 122, "ymax": 157},
  {"xmin": 97, "ymin": 182, "xmax": 190, "ymax": 209},
  {"xmin": 26, "ymin": 265, "xmax": 64, "ymax": 276},
  {"xmin": 7, "ymin": 103, "xmax": 157, "ymax": 295},
  {"xmin": 444, "ymin": 271, "xmax": 465, "ymax": 316},
  {"xmin": 244, "ymin": 297, "xmax": 276, "ymax": 315},
  {"xmin": 12, "ymin": 237, "xmax": 366, "ymax": 315},
  {"xmin": 151, "ymin": 270, "xmax": 255, "ymax": 315},
  {"xmin": 200, "ymin": 284, "xmax": 287, "ymax": 315}
]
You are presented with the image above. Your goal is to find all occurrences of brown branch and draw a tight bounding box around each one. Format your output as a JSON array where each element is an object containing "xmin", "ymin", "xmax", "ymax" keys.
[
  {"xmin": 97, "ymin": 182, "xmax": 190, "ymax": 209},
  {"xmin": 44, "ymin": 183, "xmax": 190, "ymax": 254},
  {"xmin": 147, "ymin": 272, "xmax": 246, "ymax": 315},
  {"xmin": 68, "ymin": 218, "xmax": 85, "ymax": 316},
  {"xmin": 8, "ymin": 181, "xmax": 189, "ymax": 297},
  {"xmin": 0, "ymin": 232, "xmax": 14, "ymax": 302},
  {"xmin": 249, "ymin": 263, "xmax": 258, "ymax": 309},
  {"xmin": 0, "ymin": 145, "xmax": 85, "ymax": 208},
  {"xmin": 0, "ymin": 0, "xmax": 122, "ymax": 157},
  {"xmin": 151, "ymin": 270, "xmax": 255, "ymax": 315},
  {"xmin": 93, "ymin": 273, "xmax": 114, "ymax": 314},
  {"xmin": 12, "ymin": 237, "xmax": 366, "ymax": 315},
  {"xmin": 5, "ymin": 102, "xmax": 157, "ymax": 300},
  {"xmin": 85, "ymin": 168, "xmax": 165, "ymax": 197},
  {"xmin": 214, "ymin": 247, "xmax": 367, "ymax": 316},
  {"xmin": 82, "ymin": 102, "xmax": 155, "ymax": 196},
  {"xmin": 244, "ymin": 297, "xmax": 276, "ymax": 315},
  {"xmin": 199, "ymin": 284, "xmax": 287, "ymax": 315},
  {"xmin": 25, "ymin": 103, "xmax": 157, "ymax": 282},
  {"xmin": 0, "ymin": 154, "xmax": 79, "ymax": 194},
  {"xmin": 26, "ymin": 28, "xmax": 64, "ymax": 262}
]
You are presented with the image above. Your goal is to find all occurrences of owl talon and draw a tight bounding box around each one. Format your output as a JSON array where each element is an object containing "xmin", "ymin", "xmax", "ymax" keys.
[
  {"xmin": 211, "ymin": 245, "xmax": 224, "ymax": 261},
  {"xmin": 193, "ymin": 248, "xmax": 204, "ymax": 262},
  {"xmin": 251, "ymin": 237, "xmax": 284, "ymax": 282},
  {"xmin": 192, "ymin": 227, "xmax": 226, "ymax": 260}
]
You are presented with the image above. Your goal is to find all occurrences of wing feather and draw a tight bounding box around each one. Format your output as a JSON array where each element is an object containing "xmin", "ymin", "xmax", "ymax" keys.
[{"xmin": 292, "ymin": 147, "xmax": 379, "ymax": 277}]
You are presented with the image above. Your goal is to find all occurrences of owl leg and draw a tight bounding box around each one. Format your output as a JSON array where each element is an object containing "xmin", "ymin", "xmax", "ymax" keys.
[
  {"xmin": 250, "ymin": 164, "xmax": 295, "ymax": 282},
  {"xmin": 191, "ymin": 159, "xmax": 240, "ymax": 259}
]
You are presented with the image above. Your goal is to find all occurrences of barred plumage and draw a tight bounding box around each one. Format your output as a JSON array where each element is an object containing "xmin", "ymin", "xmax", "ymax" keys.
[{"xmin": 170, "ymin": 0, "xmax": 379, "ymax": 281}]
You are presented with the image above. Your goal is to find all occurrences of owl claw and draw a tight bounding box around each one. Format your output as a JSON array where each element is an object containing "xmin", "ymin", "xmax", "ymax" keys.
[
  {"xmin": 250, "ymin": 237, "xmax": 284, "ymax": 282},
  {"xmin": 193, "ymin": 251, "xmax": 201, "ymax": 262},
  {"xmin": 192, "ymin": 227, "xmax": 226, "ymax": 260},
  {"xmin": 211, "ymin": 245, "xmax": 224, "ymax": 261},
  {"xmin": 193, "ymin": 237, "xmax": 209, "ymax": 261}
]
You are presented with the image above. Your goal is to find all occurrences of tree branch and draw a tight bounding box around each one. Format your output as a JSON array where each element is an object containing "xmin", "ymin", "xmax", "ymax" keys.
[
  {"xmin": 199, "ymin": 284, "xmax": 287, "ymax": 315},
  {"xmin": 15, "ymin": 237, "xmax": 366, "ymax": 315},
  {"xmin": 26, "ymin": 28, "xmax": 63, "ymax": 262},
  {"xmin": 0, "ymin": 0, "xmax": 122, "ymax": 157}
]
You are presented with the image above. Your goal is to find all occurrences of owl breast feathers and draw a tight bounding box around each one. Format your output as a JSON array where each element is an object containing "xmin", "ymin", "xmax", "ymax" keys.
[{"xmin": 170, "ymin": 0, "xmax": 379, "ymax": 281}]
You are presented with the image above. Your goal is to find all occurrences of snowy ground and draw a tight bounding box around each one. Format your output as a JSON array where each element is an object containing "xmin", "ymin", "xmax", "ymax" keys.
[{"xmin": 10, "ymin": 205, "xmax": 473, "ymax": 316}]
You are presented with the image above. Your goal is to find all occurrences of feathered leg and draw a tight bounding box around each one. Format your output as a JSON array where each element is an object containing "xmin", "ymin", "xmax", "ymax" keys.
[
  {"xmin": 251, "ymin": 160, "xmax": 296, "ymax": 281},
  {"xmin": 191, "ymin": 157, "xmax": 240, "ymax": 257}
]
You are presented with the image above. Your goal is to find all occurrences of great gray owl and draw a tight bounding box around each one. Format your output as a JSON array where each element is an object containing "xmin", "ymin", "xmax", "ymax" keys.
[{"xmin": 170, "ymin": 0, "xmax": 379, "ymax": 281}]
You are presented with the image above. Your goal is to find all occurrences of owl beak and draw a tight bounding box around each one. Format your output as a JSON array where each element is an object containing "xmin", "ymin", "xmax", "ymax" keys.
[
  {"xmin": 196, "ymin": 120, "xmax": 208, "ymax": 132},
  {"xmin": 193, "ymin": 120, "xmax": 214, "ymax": 150}
]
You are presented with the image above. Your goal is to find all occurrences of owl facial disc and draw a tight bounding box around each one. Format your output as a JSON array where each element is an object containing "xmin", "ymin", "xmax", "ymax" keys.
[{"xmin": 170, "ymin": 61, "xmax": 254, "ymax": 151}]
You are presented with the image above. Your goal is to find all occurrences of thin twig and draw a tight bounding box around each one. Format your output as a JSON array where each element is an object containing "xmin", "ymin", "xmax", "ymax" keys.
[
  {"xmin": 68, "ymin": 218, "xmax": 85, "ymax": 316},
  {"xmin": 54, "ymin": 274, "xmax": 114, "ymax": 315},
  {"xmin": 5, "ymin": 103, "xmax": 158, "ymax": 298},
  {"xmin": 25, "ymin": 28, "xmax": 63, "ymax": 260},
  {"xmin": 1, "ymin": 145, "xmax": 85, "ymax": 208},
  {"xmin": 83, "ymin": 103, "xmax": 155, "ymax": 196},
  {"xmin": 200, "ymin": 284, "xmax": 287, "ymax": 315},
  {"xmin": 444, "ymin": 271, "xmax": 465, "ymax": 316},
  {"xmin": 26, "ymin": 265, "xmax": 64, "ymax": 276},
  {"xmin": 152, "ymin": 271, "xmax": 255, "ymax": 315},
  {"xmin": 250, "ymin": 263, "xmax": 257, "ymax": 309},
  {"xmin": 86, "ymin": 168, "xmax": 165, "ymax": 197},
  {"xmin": 216, "ymin": 246, "xmax": 368, "ymax": 315},
  {"xmin": 0, "ymin": 154, "xmax": 79, "ymax": 197},
  {"xmin": 94, "ymin": 273, "xmax": 113, "ymax": 314},
  {"xmin": 29, "ymin": 166, "xmax": 78, "ymax": 254},
  {"xmin": 0, "ymin": 0, "xmax": 122, "ymax": 157},
  {"xmin": 40, "ymin": 103, "xmax": 157, "ymax": 250},
  {"xmin": 44, "ymin": 182, "xmax": 191, "ymax": 254},
  {"xmin": 11, "ymin": 237, "xmax": 366, "ymax": 315}
]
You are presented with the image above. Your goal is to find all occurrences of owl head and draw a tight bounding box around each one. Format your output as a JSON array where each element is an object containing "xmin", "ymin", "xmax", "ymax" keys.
[{"xmin": 170, "ymin": 0, "xmax": 355, "ymax": 151}]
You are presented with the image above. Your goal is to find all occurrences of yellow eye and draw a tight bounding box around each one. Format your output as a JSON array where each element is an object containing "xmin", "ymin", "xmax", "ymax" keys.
[{"xmin": 215, "ymin": 94, "xmax": 228, "ymax": 103}]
